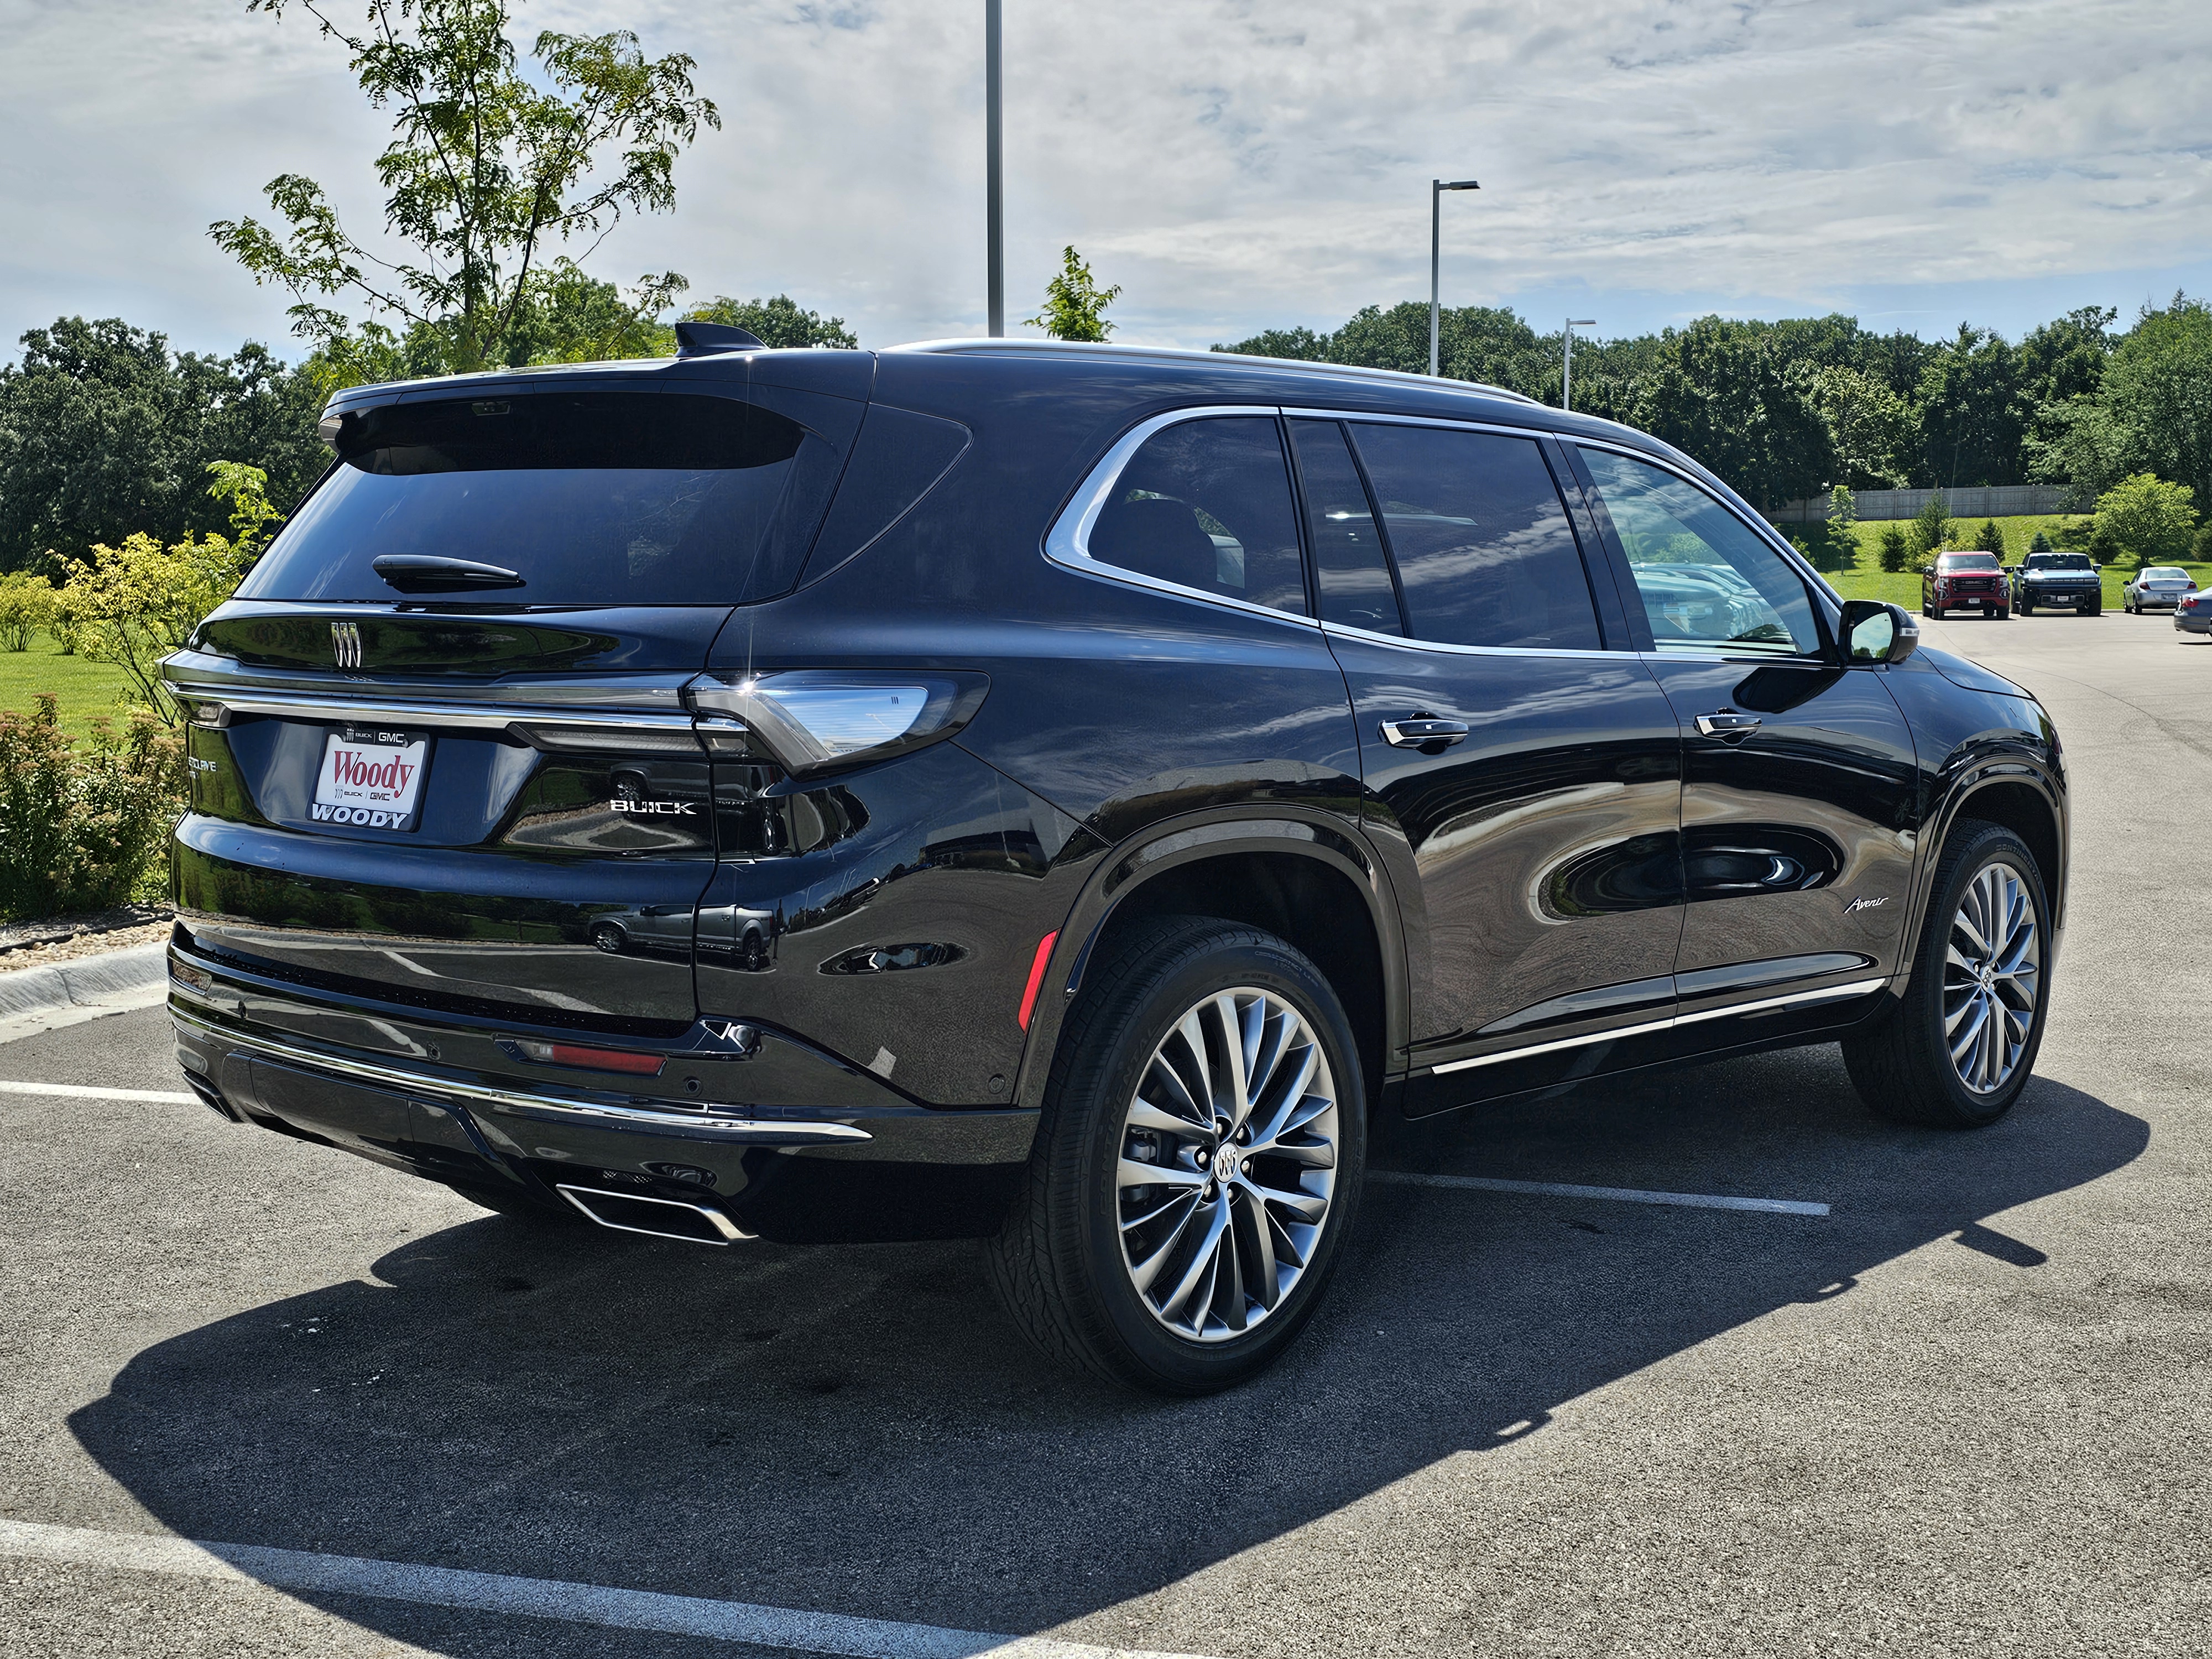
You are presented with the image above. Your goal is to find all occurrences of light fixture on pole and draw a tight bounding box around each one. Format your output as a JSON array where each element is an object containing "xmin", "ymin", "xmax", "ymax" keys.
[
  {"xmin": 1428, "ymin": 178, "xmax": 1480, "ymax": 377},
  {"xmin": 1562, "ymin": 318, "xmax": 1597, "ymax": 411},
  {"xmin": 985, "ymin": 0, "xmax": 1004, "ymax": 337}
]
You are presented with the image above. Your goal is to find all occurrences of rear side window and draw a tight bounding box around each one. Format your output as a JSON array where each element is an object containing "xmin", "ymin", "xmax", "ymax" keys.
[
  {"xmin": 1084, "ymin": 417, "xmax": 1308, "ymax": 617},
  {"xmin": 242, "ymin": 393, "xmax": 841, "ymax": 606},
  {"xmin": 1348, "ymin": 424, "xmax": 1602, "ymax": 650},
  {"xmin": 1288, "ymin": 420, "xmax": 1402, "ymax": 635}
]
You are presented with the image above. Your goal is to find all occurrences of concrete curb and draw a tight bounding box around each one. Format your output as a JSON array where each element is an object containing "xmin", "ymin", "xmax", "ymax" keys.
[{"xmin": 0, "ymin": 942, "xmax": 169, "ymax": 1044}]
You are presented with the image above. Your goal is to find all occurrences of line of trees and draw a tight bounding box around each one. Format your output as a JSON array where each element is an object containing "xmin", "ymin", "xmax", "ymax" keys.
[{"xmin": 1217, "ymin": 298, "xmax": 2212, "ymax": 515}]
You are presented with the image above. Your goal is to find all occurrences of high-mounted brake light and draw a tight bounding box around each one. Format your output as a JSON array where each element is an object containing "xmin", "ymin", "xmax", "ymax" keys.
[{"xmin": 686, "ymin": 670, "xmax": 987, "ymax": 776}]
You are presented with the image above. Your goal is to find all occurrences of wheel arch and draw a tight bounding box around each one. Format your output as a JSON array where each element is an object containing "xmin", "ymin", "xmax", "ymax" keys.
[
  {"xmin": 1012, "ymin": 813, "xmax": 1408, "ymax": 1123},
  {"xmin": 1897, "ymin": 763, "xmax": 2068, "ymax": 1000}
]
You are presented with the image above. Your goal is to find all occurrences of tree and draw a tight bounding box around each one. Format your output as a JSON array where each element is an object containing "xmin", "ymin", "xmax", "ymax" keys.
[
  {"xmin": 683, "ymin": 294, "xmax": 857, "ymax": 349},
  {"xmin": 1974, "ymin": 519, "xmax": 2006, "ymax": 555},
  {"xmin": 2028, "ymin": 530, "xmax": 2054, "ymax": 554},
  {"xmin": 2097, "ymin": 296, "xmax": 2212, "ymax": 507},
  {"xmin": 0, "ymin": 318, "xmax": 325, "ymax": 572},
  {"xmin": 1877, "ymin": 524, "xmax": 1916, "ymax": 573},
  {"xmin": 1213, "ymin": 326, "xmax": 1329, "ymax": 363},
  {"xmin": 0, "ymin": 574, "xmax": 55, "ymax": 651},
  {"xmin": 1917, "ymin": 325, "xmax": 2026, "ymax": 487},
  {"xmin": 1811, "ymin": 364, "xmax": 1919, "ymax": 488},
  {"xmin": 1025, "ymin": 247, "xmax": 1121, "ymax": 342},
  {"xmin": 1628, "ymin": 317, "xmax": 1835, "ymax": 511},
  {"xmin": 1910, "ymin": 492, "xmax": 1950, "ymax": 559},
  {"xmin": 2093, "ymin": 473, "xmax": 2197, "ymax": 567},
  {"xmin": 210, "ymin": 0, "xmax": 719, "ymax": 382}
]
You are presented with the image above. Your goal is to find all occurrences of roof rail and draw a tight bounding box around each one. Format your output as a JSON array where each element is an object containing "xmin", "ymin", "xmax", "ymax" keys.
[{"xmin": 888, "ymin": 337, "xmax": 1538, "ymax": 405}]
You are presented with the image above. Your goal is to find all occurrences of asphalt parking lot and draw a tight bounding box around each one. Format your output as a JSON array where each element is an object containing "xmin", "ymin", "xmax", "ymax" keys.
[{"xmin": 3, "ymin": 610, "xmax": 2208, "ymax": 1658}]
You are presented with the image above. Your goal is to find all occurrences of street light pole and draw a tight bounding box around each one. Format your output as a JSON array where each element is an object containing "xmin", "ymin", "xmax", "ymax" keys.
[
  {"xmin": 1562, "ymin": 317, "xmax": 1596, "ymax": 410},
  {"xmin": 985, "ymin": 0, "xmax": 1004, "ymax": 337},
  {"xmin": 1428, "ymin": 178, "xmax": 1480, "ymax": 377}
]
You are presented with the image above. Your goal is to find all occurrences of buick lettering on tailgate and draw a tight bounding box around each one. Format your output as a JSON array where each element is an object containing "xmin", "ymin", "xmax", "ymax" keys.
[{"xmin": 313, "ymin": 727, "xmax": 430, "ymax": 829}]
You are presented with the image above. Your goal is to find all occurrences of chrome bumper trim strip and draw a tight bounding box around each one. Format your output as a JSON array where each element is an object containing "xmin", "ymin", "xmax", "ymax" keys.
[
  {"xmin": 1430, "ymin": 978, "xmax": 1888, "ymax": 1077},
  {"xmin": 169, "ymin": 1008, "xmax": 872, "ymax": 1142}
]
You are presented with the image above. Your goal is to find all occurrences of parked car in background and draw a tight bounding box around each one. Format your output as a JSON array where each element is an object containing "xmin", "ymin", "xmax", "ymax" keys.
[
  {"xmin": 160, "ymin": 335, "xmax": 2069, "ymax": 1393},
  {"xmin": 2125, "ymin": 566, "xmax": 2196, "ymax": 613},
  {"xmin": 2011, "ymin": 551, "xmax": 2103, "ymax": 615},
  {"xmin": 1923, "ymin": 551, "xmax": 2008, "ymax": 619},
  {"xmin": 2177, "ymin": 589, "xmax": 2212, "ymax": 635}
]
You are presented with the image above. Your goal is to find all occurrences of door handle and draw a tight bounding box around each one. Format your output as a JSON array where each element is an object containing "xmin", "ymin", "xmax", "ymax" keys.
[
  {"xmin": 1380, "ymin": 717, "xmax": 1470, "ymax": 750},
  {"xmin": 1694, "ymin": 711, "xmax": 1762, "ymax": 739}
]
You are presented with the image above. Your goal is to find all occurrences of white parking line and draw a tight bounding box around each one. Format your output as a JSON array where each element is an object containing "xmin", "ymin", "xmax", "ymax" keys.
[
  {"xmin": 0, "ymin": 1519, "xmax": 1214, "ymax": 1659},
  {"xmin": 1371, "ymin": 1170, "xmax": 1829, "ymax": 1217},
  {"xmin": 0, "ymin": 1079, "xmax": 200, "ymax": 1104}
]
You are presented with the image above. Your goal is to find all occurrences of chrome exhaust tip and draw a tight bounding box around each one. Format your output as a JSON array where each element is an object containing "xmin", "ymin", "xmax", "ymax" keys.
[{"xmin": 555, "ymin": 1183, "xmax": 752, "ymax": 1246}]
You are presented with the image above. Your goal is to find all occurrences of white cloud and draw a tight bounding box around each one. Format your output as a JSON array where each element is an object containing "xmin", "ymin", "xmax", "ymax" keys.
[{"xmin": 3, "ymin": 0, "xmax": 2208, "ymax": 359}]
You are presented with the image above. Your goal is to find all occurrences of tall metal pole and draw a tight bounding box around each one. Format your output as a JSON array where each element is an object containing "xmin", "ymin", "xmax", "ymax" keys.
[
  {"xmin": 1562, "ymin": 318, "xmax": 1595, "ymax": 411},
  {"xmin": 986, "ymin": 0, "xmax": 1004, "ymax": 337},
  {"xmin": 1428, "ymin": 180, "xmax": 1441, "ymax": 378},
  {"xmin": 1427, "ymin": 180, "xmax": 1478, "ymax": 378}
]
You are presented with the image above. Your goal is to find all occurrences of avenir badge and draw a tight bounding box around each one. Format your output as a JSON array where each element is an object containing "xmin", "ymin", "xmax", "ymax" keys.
[{"xmin": 313, "ymin": 727, "xmax": 430, "ymax": 830}]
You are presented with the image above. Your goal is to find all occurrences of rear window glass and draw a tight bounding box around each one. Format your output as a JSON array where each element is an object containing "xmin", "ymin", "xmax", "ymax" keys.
[
  {"xmin": 1084, "ymin": 416, "xmax": 1308, "ymax": 616},
  {"xmin": 241, "ymin": 393, "xmax": 841, "ymax": 606}
]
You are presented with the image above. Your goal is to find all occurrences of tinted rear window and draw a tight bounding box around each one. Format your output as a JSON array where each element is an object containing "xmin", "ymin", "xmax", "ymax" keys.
[{"xmin": 241, "ymin": 393, "xmax": 842, "ymax": 606}]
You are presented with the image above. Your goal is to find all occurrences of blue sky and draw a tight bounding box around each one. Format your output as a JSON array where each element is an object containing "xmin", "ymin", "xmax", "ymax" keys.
[{"xmin": 3, "ymin": 0, "xmax": 2208, "ymax": 362}]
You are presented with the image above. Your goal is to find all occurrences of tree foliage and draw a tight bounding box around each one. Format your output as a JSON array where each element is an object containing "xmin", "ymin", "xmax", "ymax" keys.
[
  {"xmin": 682, "ymin": 294, "xmax": 858, "ymax": 349},
  {"xmin": 209, "ymin": 0, "xmax": 719, "ymax": 381},
  {"xmin": 2093, "ymin": 472, "xmax": 2198, "ymax": 567},
  {"xmin": 1026, "ymin": 247, "xmax": 1121, "ymax": 342},
  {"xmin": 0, "ymin": 318, "xmax": 324, "ymax": 572},
  {"xmin": 0, "ymin": 695, "xmax": 185, "ymax": 921}
]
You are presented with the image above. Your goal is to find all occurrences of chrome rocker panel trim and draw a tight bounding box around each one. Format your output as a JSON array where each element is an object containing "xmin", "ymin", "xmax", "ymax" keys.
[
  {"xmin": 169, "ymin": 1008, "xmax": 873, "ymax": 1144},
  {"xmin": 1429, "ymin": 978, "xmax": 1890, "ymax": 1076}
]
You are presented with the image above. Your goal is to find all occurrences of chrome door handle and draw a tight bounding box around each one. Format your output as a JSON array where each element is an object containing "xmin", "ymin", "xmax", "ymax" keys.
[
  {"xmin": 1694, "ymin": 711, "xmax": 1762, "ymax": 739},
  {"xmin": 1380, "ymin": 717, "xmax": 1469, "ymax": 749}
]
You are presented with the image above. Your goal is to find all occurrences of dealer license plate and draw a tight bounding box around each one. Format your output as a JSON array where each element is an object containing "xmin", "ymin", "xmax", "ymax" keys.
[{"xmin": 312, "ymin": 727, "xmax": 430, "ymax": 830}]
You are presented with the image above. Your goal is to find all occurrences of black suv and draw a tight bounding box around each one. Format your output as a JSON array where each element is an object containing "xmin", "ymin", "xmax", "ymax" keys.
[{"xmin": 163, "ymin": 336, "xmax": 2067, "ymax": 1393}]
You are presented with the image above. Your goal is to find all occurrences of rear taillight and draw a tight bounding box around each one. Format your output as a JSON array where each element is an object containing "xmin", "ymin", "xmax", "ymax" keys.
[{"xmin": 686, "ymin": 670, "xmax": 988, "ymax": 777}]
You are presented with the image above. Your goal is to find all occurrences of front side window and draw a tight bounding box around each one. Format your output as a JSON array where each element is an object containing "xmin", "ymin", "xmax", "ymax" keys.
[
  {"xmin": 1348, "ymin": 424, "xmax": 1602, "ymax": 650},
  {"xmin": 1578, "ymin": 447, "xmax": 1820, "ymax": 656},
  {"xmin": 243, "ymin": 393, "xmax": 837, "ymax": 606},
  {"xmin": 1084, "ymin": 416, "xmax": 1308, "ymax": 616}
]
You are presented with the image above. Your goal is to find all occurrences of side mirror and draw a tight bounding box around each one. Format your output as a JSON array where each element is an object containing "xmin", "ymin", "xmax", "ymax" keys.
[{"xmin": 1839, "ymin": 599, "xmax": 1918, "ymax": 666}]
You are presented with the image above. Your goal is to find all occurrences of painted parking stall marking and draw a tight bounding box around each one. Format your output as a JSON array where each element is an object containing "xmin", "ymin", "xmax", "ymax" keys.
[
  {"xmin": 0, "ymin": 1079, "xmax": 200, "ymax": 1104},
  {"xmin": 0, "ymin": 1520, "xmax": 1218, "ymax": 1659}
]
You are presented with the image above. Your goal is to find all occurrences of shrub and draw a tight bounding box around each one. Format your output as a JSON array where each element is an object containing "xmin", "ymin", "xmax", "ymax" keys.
[
  {"xmin": 0, "ymin": 573, "xmax": 56, "ymax": 652},
  {"xmin": 2094, "ymin": 472, "xmax": 2198, "ymax": 567},
  {"xmin": 2194, "ymin": 522, "xmax": 2212, "ymax": 562},
  {"xmin": 2028, "ymin": 530, "xmax": 2055, "ymax": 554},
  {"xmin": 0, "ymin": 695, "xmax": 185, "ymax": 920},
  {"xmin": 1974, "ymin": 519, "xmax": 2006, "ymax": 555},
  {"xmin": 1877, "ymin": 525, "xmax": 1916, "ymax": 573},
  {"xmin": 1909, "ymin": 493, "xmax": 1950, "ymax": 557}
]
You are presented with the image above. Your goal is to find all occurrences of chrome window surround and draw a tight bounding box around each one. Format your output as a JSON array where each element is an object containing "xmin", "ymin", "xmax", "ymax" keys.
[
  {"xmin": 1044, "ymin": 404, "xmax": 1627, "ymax": 660},
  {"xmin": 170, "ymin": 1008, "xmax": 872, "ymax": 1144},
  {"xmin": 1428, "ymin": 977, "xmax": 1887, "ymax": 1076}
]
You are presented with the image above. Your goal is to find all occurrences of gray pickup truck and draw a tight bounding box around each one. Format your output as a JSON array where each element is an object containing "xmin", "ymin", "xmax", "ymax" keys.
[{"xmin": 2010, "ymin": 551, "xmax": 2103, "ymax": 615}]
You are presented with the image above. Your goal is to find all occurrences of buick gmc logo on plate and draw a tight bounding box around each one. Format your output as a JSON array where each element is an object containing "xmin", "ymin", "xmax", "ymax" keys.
[{"xmin": 313, "ymin": 727, "xmax": 429, "ymax": 829}]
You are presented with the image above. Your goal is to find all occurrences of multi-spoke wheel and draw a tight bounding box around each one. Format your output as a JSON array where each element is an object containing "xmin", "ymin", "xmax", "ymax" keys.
[
  {"xmin": 1941, "ymin": 862, "xmax": 2041, "ymax": 1095},
  {"xmin": 987, "ymin": 916, "xmax": 1365, "ymax": 1394},
  {"xmin": 1844, "ymin": 821, "xmax": 2051, "ymax": 1128},
  {"xmin": 1116, "ymin": 988, "xmax": 1339, "ymax": 1342}
]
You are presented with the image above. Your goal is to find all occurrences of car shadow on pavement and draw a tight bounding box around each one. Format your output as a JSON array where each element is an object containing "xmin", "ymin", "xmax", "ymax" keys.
[{"xmin": 70, "ymin": 1043, "xmax": 2146, "ymax": 1650}]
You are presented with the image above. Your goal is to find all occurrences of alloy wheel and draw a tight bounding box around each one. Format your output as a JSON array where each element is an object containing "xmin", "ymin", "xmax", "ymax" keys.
[
  {"xmin": 1115, "ymin": 987, "xmax": 1339, "ymax": 1343},
  {"xmin": 1943, "ymin": 860, "xmax": 2041, "ymax": 1094}
]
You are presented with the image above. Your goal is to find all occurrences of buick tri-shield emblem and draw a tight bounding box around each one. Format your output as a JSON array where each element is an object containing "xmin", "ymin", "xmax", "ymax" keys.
[{"xmin": 331, "ymin": 619, "xmax": 362, "ymax": 669}]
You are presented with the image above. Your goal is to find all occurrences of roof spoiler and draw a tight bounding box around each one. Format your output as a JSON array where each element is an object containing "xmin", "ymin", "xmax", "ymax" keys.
[{"xmin": 675, "ymin": 322, "xmax": 768, "ymax": 358}]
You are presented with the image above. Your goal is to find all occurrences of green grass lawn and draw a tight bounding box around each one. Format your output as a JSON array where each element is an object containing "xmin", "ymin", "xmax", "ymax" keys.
[
  {"xmin": 0, "ymin": 633, "xmax": 148, "ymax": 737},
  {"xmin": 1782, "ymin": 514, "xmax": 2210, "ymax": 611}
]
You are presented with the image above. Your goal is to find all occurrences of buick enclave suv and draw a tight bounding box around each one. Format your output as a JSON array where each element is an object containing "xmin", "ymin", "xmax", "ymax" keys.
[{"xmin": 163, "ymin": 331, "xmax": 2067, "ymax": 1393}]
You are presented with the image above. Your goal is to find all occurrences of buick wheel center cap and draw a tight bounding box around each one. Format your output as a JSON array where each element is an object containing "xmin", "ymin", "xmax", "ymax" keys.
[
  {"xmin": 1978, "ymin": 964, "xmax": 1996, "ymax": 991},
  {"xmin": 1213, "ymin": 1144, "xmax": 1240, "ymax": 1183}
]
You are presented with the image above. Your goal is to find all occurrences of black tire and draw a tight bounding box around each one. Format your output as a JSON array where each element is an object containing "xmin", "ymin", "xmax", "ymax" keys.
[
  {"xmin": 985, "ymin": 915, "xmax": 1366, "ymax": 1394},
  {"xmin": 2084, "ymin": 596, "xmax": 2103, "ymax": 617},
  {"xmin": 2019, "ymin": 596, "xmax": 2033, "ymax": 615},
  {"xmin": 1843, "ymin": 821, "xmax": 2051, "ymax": 1129},
  {"xmin": 1928, "ymin": 606, "xmax": 1944, "ymax": 620},
  {"xmin": 591, "ymin": 922, "xmax": 625, "ymax": 954}
]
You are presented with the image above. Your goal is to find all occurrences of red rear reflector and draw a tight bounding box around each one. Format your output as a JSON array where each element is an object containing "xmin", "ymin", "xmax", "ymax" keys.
[
  {"xmin": 547, "ymin": 1043, "xmax": 664, "ymax": 1076},
  {"xmin": 1017, "ymin": 931, "xmax": 1060, "ymax": 1030}
]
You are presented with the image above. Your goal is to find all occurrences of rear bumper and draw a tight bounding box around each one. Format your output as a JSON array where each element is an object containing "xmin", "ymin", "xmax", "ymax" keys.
[
  {"xmin": 170, "ymin": 943, "xmax": 1035, "ymax": 1243},
  {"xmin": 2176, "ymin": 612, "xmax": 2212, "ymax": 634}
]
